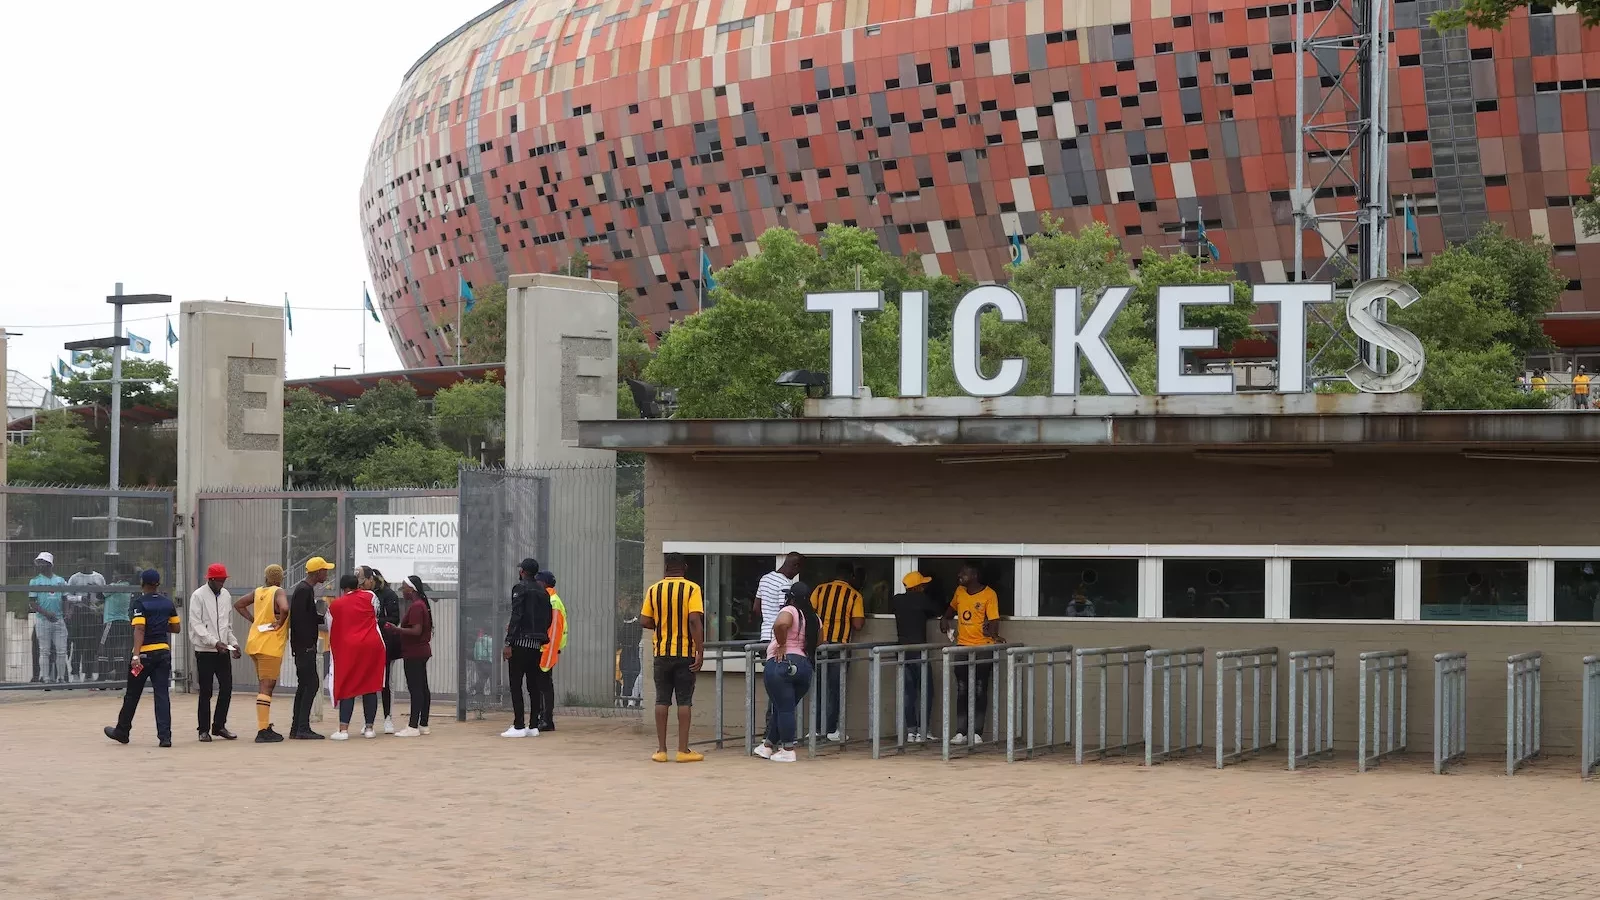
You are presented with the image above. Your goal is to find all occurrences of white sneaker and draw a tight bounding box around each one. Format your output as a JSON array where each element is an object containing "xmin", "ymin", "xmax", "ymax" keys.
[
  {"xmin": 753, "ymin": 743, "xmax": 775, "ymax": 759},
  {"xmin": 528, "ymin": 727, "xmax": 540, "ymax": 737},
  {"xmin": 771, "ymin": 748, "xmax": 797, "ymax": 763},
  {"xmin": 501, "ymin": 727, "xmax": 528, "ymax": 738},
  {"xmin": 906, "ymin": 731, "xmax": 922, "ymax": 743},
  {"xmin": 394, "ymin": 727, "xmax": 421, "ymax": 737},
  {"xmin": 330, "ymin": 731, "xmax": 350, "ymax": 741},
  {"xmin": 951, "ymin": 733, "xmax": 967, "ymax": 745},
  {"xmin": 383, "ymin": 717, "xmax": 396, "ymax": 735},
  {"xmin": 971, "ymin": 733, "xmax": 984, "ymax": 746},
  {"xmin": 826, "ymin": 731, "xmax": 844, "ymax": 742},
  {"xmin": 419, "ymin": 726, "xmax": 430, "ymax": 735},
  {"xmin": 361, "ymin": 726, "xmax": 376, "ymax": 739}
]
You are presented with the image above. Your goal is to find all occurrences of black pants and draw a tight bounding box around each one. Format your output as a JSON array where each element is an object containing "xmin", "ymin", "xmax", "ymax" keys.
[
  {"xmin": 532, "ymin": 663, "xmax": 555, "ymax": 729},
  {"xmin": 69, "ymin": 615, "xmax": 99, "ymax": 680},
  {"xmin": 291, "ymin": 647, "xmax": 320, "ymax": 734},
  {"xmin": 338, "ymin": 692, "xmax": 379, "ymax": 726},
  {"xmin": 820, "ymin": 651, "xmax": 845, "ymax": 734},
  {"xmin": 98, "ymin": 621, "xmax": 132, "ymax": 681},
  {"xmin": 954, "ymin": 650, "xmax": 994, "ymax": 738},
  {"xmin": 403, "ymin": 658, "xmax": 431, "ymax": 728},
  {"xmin": 381, "ymin": 658, "xmax": 396, "ymax": 718},
  {"xmin": 115, "ymin": 650, "xmax": 172, "ymax": 741},
  {"xmin": 508, "ymin": 645, "xmax": 540, "ymax": 729},
  {"xmin": 194, "ymin": 651, "xmax": 233, "ymax": 734}
]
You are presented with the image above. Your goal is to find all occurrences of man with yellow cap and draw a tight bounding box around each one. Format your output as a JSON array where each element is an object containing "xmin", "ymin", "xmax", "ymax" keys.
[
  {"xmin": 889, "ymin": 571, "xmax": 942, "ymax": 741},
  {"xmin": 235, "ymin": 564, "xmax": 291, "ymax": 742},
  {"xmin": 288, "ymin": 557, "xmax": 335, "ymax": 740}
]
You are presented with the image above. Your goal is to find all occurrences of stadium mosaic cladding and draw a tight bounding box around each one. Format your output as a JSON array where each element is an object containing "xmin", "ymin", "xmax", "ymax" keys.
[{"xmin": 360, "ymin": 0, "xmax": 1600, "ymax": 367}]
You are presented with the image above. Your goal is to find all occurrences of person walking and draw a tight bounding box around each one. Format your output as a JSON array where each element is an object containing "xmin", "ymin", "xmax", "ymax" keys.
[
  {"xmin": 888, "ymin": 571, "xmax": 941, "ymax": 741},
  {"xmin": 641, "ymin": 553, "xmax": 705, "ymax": 762},
  {"xmin": 1575, "ymin": 365, "xmax": 1591, "ymax": 409},
  {"xmin": 502, "ymin": 558, "xmax": 551, "ymax": 738},
  {"xmin": 534, "ymin": 570, "xmax": 567, "ymax": 732},
  {"xmin": 755, "ymin": 582, "xmax": 820, "ymax": 763},
  {"xmin": 103, "ymin": 570, "xmax": 180, "ymax": 747},
  {"xmin": 97, "ymin": 571, "xmax": 134, "ymax": 683},
  {"xmin": 65, "ymin": 557, "xmax": 106, "ymax": 683},
  {"xmin": 237, "ymin": 564, "xmax": 291, "ymax": 743},
  {"xmin": 328, "ymin": 573, "xmax": 386, "ymax": 740},
  {"xmin": 941, "ymin": 564, "xmax": 1002, "ymax": 746},
  {"xmin": 188, "ymin": 563, "xmax": 240, "ymax": 742},
  {"xmin": 29, "ymin": 552, "xmax": 69, "ymax": 685},
  {"xmin": 383, "ymin": 576, "xmax": 434, "ymax": 737},
  {"xmin": 362, "ymin": 566, "xmax": 404, "ymax": 735},
  {"xmin": 810, "ymin": 563, "xmax": 865, "ymax": 742},
  {"xmin": 288, "ymin": 557, "xmax": 335, "ymax": 740}
]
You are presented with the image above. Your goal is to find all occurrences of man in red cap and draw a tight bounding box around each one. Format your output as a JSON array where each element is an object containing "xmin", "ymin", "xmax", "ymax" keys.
[{"xmin": 188, "ymin": 563, "xmax": 241, "ymax": 742}]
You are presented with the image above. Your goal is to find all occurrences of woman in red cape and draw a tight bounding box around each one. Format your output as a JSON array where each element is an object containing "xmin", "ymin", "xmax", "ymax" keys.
[{"xmin": 328, "ymin": 573, "xmax": 386, "ymax": 740}]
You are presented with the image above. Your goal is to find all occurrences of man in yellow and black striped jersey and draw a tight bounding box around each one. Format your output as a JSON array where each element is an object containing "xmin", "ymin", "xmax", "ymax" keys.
[
  {"xmin": 640, "ymin": 553, "xmax": 705, "ymax": 763},
  {"xmin": 104, "ymin": 569, "xmax": 180, "ymax": 748},
  {"xmin": 810, "ymin": 562, "xmax": 865, "ymax": 742}
]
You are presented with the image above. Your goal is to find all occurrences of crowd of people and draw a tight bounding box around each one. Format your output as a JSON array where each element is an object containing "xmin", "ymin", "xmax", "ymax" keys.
[{"xmin": 26, "ymin": 551, "xmax": 138, "ymax": 685}]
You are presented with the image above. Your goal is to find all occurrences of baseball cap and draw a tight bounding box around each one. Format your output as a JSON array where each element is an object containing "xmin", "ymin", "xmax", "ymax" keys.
[
  {"xmin": 305, "ymin": 557, "xmax": 335, "ymax": 574},
  {"xmin": 537, "ymin": 569, "xmax": 557, "ymax": 587},
  {"xmin": 206, "ymin": 563, "xmax": 228, "ymax": 580},
  {"xmin": 35, "ymin": 551, "xmax": 54, "ymax": 565},
  {"xmin": 902, "ymin": 572, "xmax": 932, "ymax": 589},
  {"xmin": 140, "ymin": 569, "xmax": 162, "ymax": 586}
]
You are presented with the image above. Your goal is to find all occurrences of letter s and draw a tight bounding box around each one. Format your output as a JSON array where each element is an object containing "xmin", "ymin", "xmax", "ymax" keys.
[{"xmin": 1345, "ymin": 279, "xmax": 1425, "ymax": 394}]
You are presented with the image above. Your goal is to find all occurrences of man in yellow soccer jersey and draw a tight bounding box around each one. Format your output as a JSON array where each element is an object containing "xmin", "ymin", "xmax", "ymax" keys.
[{"xmin": 940, "ymin": 563, "xmax": 1001, "ymax": 746}]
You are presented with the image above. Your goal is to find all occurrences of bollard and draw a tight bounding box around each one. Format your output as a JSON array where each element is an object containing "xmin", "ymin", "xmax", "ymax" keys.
[
  {"xmin": 1583, "ymin": 656, "xmax": 1600, "ymax": 779},
  {"xmin": 867, "ymin": 642, "xmax": 946, "ymax": 760},
  {"xmin": 1506, "ymin": 651, "xmax": 1542, "ymax": 776},
  {"xmin": 689, "ymin": 640, "xmax": 767, "ymax": 753},
  {"xmin": 1357, "ymin": 650, "xmax": 1408, "ymax": 772},
  {"xmin": 1214, "ymin": 647, "xmax": 1278, "ymax": 769},
  {"xmin": 940, "ymin": 644, "xmax": 1011, "ymax": 760},
  {"xmin": 1073, "ymin": 645, "xmax": 1151, "ymax": 764},
  {"xmin": 1432, "ymin": 652, "xmax": 1467, "ymax": 774},
  {"xmin": 1287, "ymin": 650, "xmax": 1335, "ymax": 770},
  {"xmin": 807, "ymin": 641, "xmax": 900, "ymax": 758},
  {"xmin": 1004, "ymin": 644, "xmax": 1075, "ymax": 763},
  {"xmin": 1144, "ymin": 648, "xmax": 1204, "ymax": 766}
]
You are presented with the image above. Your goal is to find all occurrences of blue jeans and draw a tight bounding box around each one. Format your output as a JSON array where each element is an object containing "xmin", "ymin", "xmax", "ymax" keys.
[
  {"xmin": 820, "ymin": 650, "xmax": 845, "ymax": 734},
  {"xmin": 763, "ymin": 654, "xmax": 813, "ymax": 747},
  {"xmin": 902, "ymin": 650, "xmax": 926, "ymax": 731}
]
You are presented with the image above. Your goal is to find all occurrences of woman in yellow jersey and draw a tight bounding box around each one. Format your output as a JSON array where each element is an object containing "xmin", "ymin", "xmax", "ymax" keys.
[{"xmin": 234, "ymin": 564, "xmax": 290, "ymax": 742}]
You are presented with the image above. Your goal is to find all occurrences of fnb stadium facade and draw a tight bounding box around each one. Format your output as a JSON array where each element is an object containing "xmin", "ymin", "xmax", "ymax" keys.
[{"xmin": 360, "ymin": 0, "xmax": 1600, "ymax": 368}]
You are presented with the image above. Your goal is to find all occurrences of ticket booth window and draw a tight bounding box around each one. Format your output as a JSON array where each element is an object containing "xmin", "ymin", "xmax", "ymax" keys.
[
  {"xmin": 798, "ymin": 557, "xmax": 897, "ymax": 615},
  {"xmin": 1421, "ymin": 560, "xmax": 1528, "ymax": 622},
  {"xmin": 1289, "ymin": 560, "xmax": 1396, "ymax": 619},
  {"xmin": 1553, "ymin": 561, "xmax": 1600, "ymax": 623},
  {"xmin": 914, "ymin": 557, "xmax": 1017, "ymax": 617},
  {"xmin": 1163, "ymin": 559, "xmax": 1266, "ymax": 618},
  {"xmin": 1039, "ymin": 559, "xmax": 1139, "ymax": 617}
]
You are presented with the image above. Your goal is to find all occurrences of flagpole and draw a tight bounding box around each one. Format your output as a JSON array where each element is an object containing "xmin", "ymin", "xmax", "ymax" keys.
[
  {"xmin": 455, "ymin": 284, "xmax": 463, "ymax": 366},
  {"xmin": 1196, "ymin": 204, "xmax": 1204, "ymax": 261},
  {"xmin": 362, "ymin": 282, "xmax": 368, "ymax": 374},
  {"xmin": 698, "ymin": 248, "xmax": 705, "ymax": 313}
]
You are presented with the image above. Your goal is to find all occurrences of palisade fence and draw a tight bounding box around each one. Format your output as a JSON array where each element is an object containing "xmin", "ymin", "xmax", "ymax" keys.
[{"xmin": 1, "ymin": 485, "xmax": 181, "ymax": 689}]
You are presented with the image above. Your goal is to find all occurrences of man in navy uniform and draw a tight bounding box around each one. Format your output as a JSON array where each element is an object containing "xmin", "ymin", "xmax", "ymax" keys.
[{"xmin": 104, "ymin": 570, "xmax": 179, "ymax": 747}]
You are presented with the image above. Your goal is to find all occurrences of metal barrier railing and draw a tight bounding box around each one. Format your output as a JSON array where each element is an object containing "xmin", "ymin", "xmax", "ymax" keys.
[
  {"xmin": 1144, "ymin": 648, "xmax": 1204, "ymax": 766},
  {"xmin": 868, "ymin": 642, "xmax": 947, "ymax": 760},
  {"xmin": 1073, "ymin": 645, "xmax": 1151, "ymax": 764},
  {"xmin": 1005, "ymin": 644, "xmax": 1075, "ymax": 763},
  {"xmin": 941, "ymin": 644, "xmax": 1013, "ymax": 760},
  {"xmin": 1506, "ymin": 651, "xmax": 1542, "ymax": 775},
  {"xmin": 689, "ymin": 640, "xmax": 767, "ymax": 754},
  {"xmin": 1584, "ymin": 656, "xmax": 1600, "ymax": 779},
  {"xmin": 1357, "ymin": 649, "xmax": 1408, "ymax": 772},
  {"xmin": 1214, "ymin": 647, "xmax": 1278, "ymax": 768},
  {"xmin": 1432, "ymin": 652, "xmax": 1467, "ymax": 774},
  {"xmin": 1287, "ymin": 650, "xmax": 1335, "ymax": 770},
  {"xmin": 808, "ymin": 641, "xmax": 901, "ymax": 758}
]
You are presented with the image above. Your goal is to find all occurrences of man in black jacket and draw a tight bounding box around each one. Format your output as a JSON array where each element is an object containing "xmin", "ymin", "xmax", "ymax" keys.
[
  {"xmin": 502, "ymin": 557, "xmax": 552, "ymax": 737},
  {"xmin": 288, "ymin": 557, "xmax": 334, "ymax": 740}
]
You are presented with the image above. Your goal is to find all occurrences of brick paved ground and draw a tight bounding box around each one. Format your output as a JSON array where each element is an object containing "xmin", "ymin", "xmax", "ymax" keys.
[{"xmin": 2, "ymin": 693, "xmax": 1595, "ymax": 899}]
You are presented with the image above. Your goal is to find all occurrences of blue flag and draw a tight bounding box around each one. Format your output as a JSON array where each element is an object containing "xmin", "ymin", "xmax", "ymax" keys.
[
  {"xmin": 1009, "ymin": 232, "xmax": 1027, "ymax": 265},
  {"xmin": 284, "ymin": 295, "xmax": 293, "ymax": 335},
  {"xmin": 459, "ymin": 275, "xmax": 475, "ymax": 313},
  {"xmin": 56, "ymin": 359, "xmax": 70, "ymax": 380},
  {"xmin": 1405, "ymin": 201, "xmax": 1421, "ymax": 255},
  {"xmin": 700, "ymin": 247, "xmax": 717, "ymax": 293},
  {"xmin": 127, "ymin": 332, "xmax": 152, "ymax": 354},
  {"xmin": 365, "ymin": 286, "xmax": 381, "ymax": 322},
  {"xmin": 69, "ymin": 350, "xmax": 95, "ymax": 369},
  {"xmin": 1197, "ymin": 218, "xmax": 1219, "ymax": 261},
  {"xmin": 167, "ymin": 317, "xmax": 178, "ymax": 347}
]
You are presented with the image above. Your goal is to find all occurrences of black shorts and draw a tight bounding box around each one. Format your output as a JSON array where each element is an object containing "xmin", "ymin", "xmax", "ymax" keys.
[{"xmin": 653, "ymin": 657, "xmax": 696, "ymax": 707}]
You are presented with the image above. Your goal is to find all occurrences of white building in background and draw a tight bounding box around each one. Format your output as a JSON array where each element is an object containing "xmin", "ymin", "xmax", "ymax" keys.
[{"xmin": 6, "ymin": 369, "xmax": 63, "ymax": 443}]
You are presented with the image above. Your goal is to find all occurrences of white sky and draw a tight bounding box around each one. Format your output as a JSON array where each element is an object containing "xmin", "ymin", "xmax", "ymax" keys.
[{"xmin": 0, "ymin": 0, "xmax": 490, "ymax": 386}]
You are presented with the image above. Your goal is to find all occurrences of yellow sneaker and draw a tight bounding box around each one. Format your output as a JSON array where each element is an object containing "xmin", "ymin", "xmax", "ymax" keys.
[
  {"xmin": 651, "ymin": 750, "xmax": 669, "ymax": 763},
  {"xmin": 675, "ymin": 750, "xmax": 705, "ymax": 763}
]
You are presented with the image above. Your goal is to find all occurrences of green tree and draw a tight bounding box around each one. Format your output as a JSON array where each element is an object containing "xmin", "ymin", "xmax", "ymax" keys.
[
  {"xmin": 433, "ymin": 373, "xmax": 505, "ymax": 456},
  {"xmin": 1431, "ymin": 0, "xmax": 1600, "ymax": 30},
  {"xmin": 1574, "ymin": 166, "xmax": 1600, "ymax": 239},
  {"xmin": 6, "ymin": 411, "xmax": 104, "ymax": 484},
  {"xmin": 284, "ymin": 381, "xmax": 442, "ymax": 486},
  {"xmin": 56, "ymin": 351, "xmax": 176, "ymax": 410},
  {"xmin": 353, "ymin": 437, "xmax": 467, "ymax": 488},
  {"xmin": 459, "ymin": 282, "xmax": 508, "ymax": 365}
]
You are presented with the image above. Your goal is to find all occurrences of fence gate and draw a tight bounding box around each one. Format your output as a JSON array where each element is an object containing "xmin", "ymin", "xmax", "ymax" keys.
[{"xmin": 1, "ymin": 485, "xmax": 180, "ymax": 690}]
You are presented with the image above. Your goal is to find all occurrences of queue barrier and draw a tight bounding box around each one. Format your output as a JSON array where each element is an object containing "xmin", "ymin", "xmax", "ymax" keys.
[
  {"xmin": 1357, "ymin": 649, "xmax": 1408, "ymax": 773},
  {"xmin": 1214, "ymin": 647, "xmax": 1278, "ymax": 769},
  {"xmin": 1287, "ymin": 649, "xmax": 1335, "ymax": 770},
  {"xmin": 941, "ymin": 644, "xmax": 1012, "ymax": 760},
  {"xmin": 808, "ymin": 641, "xmax": 902, "ymax": 758},
  {"xmin": 868, "ymin": 642, "xmax": 947, "ymax": 760},
  {"xmin": 1433, "ymin": 652, "xmax": 1467, "ymax": 774},
  {"xmin": 1074, "ymin": 645, "xmax": 1151, "ymax": 764},
  {"xmin": 689, "ymin": 640, "xmax": 768, "ymax": 754},
  {"xmin": 1144, "ymin": 647, "xmax": 1204, "ymax": 766},
  {"xmin": 1005, "ymin": 644, "xmax": 1075, "ymax": 763},
  {"xmin": 1506, "ymin": 651, "xmax": 1542, "ymax": 775},
  {"xmin": 1583, "ymin": 656, "xmax": 1600, "ymax": 779}
]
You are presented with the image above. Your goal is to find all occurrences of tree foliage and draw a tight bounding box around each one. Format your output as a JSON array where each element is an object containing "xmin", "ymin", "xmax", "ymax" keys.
[
  {"xmin": 459, "ymin": 282, "xmax": 508, "ymax": 365},
  {"xmin": 1576, "ymin": 166, "xmax": 1600, "ymax": 239},
  {"xmin": 7, "ymin": 411, "xmax": 104, "ymax": 484},
  {"xmin": 1431, "ymin": 0, "xmax": 1600, "ymax": 30},
  {"xmin": 353, "ymin": 437, "xmax": 467, "ymax": 488},
  {"xmin": 433, "ymin": 373, "xmax": 505, "ymax": 456},
  {"xmin": 284, "ymin": 381, "xmax": 440, "ymax": 486},
  {"xmin": 55, "ymin": 351, "xmax": 176, "ymax": 410}
]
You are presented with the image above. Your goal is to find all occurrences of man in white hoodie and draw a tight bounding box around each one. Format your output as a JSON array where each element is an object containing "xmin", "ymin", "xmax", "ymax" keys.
[{"xmin": 188, "ymin": 563, "xmax": 241, "ymax": 742}]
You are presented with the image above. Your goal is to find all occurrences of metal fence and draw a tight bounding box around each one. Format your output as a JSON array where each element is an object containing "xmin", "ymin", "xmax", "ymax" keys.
[
  {"xmin": 1287, "ymin": 649, "xmax": 1335, "ymax": 770},
  {"xmin": 1144, "ymin": 647, "xmax": 1204, "ymax": 766},
  {"xmin": 1214, "ymin": 647, "xmax": 1278, "ymax": 769},
  {"xmin": 869, "ymin": 642, "xmax": 944, "ymax": 759},
  {"xmin": 690, "ymin": 639, "xmax": 766, "ymax": 754},
  {"xmin": 1433, "ymin": 652, "xmax": 1467, "ymax": 774},
  {"xmin": 1, "ymin": 485, "xmax": 180, "ymax": 690},
  {"xmin": 807, "ymin": 641, "xmax": 897, "ymax": 756},
  {"xmin": 1583, "ymin": 656, "xmax": 1600, "ymax": 779},
  {"xmin": 1074, "ymin": 645, "xmax": 1150, "ymax": 764},
  {"xmin": 1005, "ymin": 644, "xmax": 1075, "ymax": 763},
  {"xmin": 1357, "ymin": 649, "xmax": 1408, "ymax": 772},
  {"xmin": 1506, "ymin": 651, "xmax": 1542, "ymax": 775},
  {"xmin": 940, "ymin": 644, "xmax": 1008, "ymax": 759}
]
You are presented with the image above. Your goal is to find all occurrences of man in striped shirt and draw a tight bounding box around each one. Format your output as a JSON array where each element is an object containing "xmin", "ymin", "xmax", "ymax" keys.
[
  {"xmin": 757, "ymin": 553, "xmax": 805, "ymax": 641},
  {"xmin": 641, "ymin": 553, "xmax": 705, "ymax": 763},
  {"xmin": 811, "ymin": 563, "xmax": 865, "ymax": 741}
]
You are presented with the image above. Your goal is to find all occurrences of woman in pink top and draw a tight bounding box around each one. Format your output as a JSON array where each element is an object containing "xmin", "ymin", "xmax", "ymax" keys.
[{"xmin": 755, "ymin": 582, "xmax": 820, "ymax": 763}]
